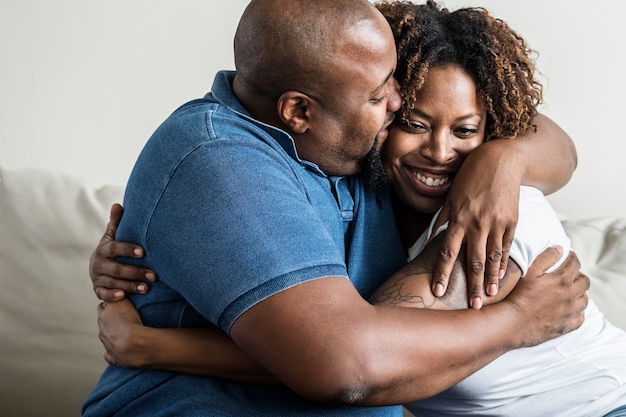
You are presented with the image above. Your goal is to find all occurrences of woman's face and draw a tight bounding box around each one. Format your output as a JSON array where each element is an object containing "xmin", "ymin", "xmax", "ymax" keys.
[{"xmin": 384, "ymin": 65, "xmax": 487, "ymax": 213}]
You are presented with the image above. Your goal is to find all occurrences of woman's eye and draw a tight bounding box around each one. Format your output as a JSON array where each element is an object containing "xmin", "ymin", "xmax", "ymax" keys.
[
  {"xmin": 399, "ymin": 118, "xmax": 427, "ymax": 133},
  {"xmin": 456, "ymin": 127, "xmax": 479, "ymax": 137}
]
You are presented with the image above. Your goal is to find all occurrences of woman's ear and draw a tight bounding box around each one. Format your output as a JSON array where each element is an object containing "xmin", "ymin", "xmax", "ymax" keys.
[{"xmin": 277, "ymin": 91, "xmax": 311, "ymax": 134}]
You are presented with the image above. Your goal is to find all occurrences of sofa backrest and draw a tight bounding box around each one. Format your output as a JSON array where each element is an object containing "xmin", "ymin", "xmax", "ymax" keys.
[{"xmin": 0, "ymin": 166, "xmax": 123, "ymax": 416}]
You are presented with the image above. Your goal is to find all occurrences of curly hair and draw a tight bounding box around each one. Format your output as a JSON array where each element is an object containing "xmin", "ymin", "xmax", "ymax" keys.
[{"xmin": 376, "ymin": 0, "xmax": 542, "ymax": 140}]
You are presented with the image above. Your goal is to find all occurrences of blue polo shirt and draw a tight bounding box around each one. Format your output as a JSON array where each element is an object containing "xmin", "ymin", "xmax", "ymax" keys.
[{"xmin": 82, "ymin": 71, "xmax": 406, "ymax": 417}]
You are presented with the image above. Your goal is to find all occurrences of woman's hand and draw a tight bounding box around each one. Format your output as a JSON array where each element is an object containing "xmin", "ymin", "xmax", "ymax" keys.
[
  {"xmin": 430, "ymin": 114, "xmax": 576, "ymax": 309},
  {"xmin": 98, "ymin": 298, "xmax": 147, "ymax": 368},
  {"xmin": 431, "ymin": 140, "xmax": 520, "ymax": 309},
  {"xmin": 90, "ymin": 203, "xmax": 156, "ymax": 302}
]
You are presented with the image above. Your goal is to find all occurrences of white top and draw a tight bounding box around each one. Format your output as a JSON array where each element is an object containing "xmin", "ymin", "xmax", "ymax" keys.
[{"xmin": 405, "ymin": 186, "xmax": 626, "ymax": 417}]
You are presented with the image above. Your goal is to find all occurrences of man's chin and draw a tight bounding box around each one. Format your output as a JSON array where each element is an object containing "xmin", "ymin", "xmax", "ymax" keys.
[
  {"xmin": 361, "ymin": 142, "xmax": 390, "ymax": 193},
  {"xmin": 362, "ymin": 172, "xmax": 391, "ymax": 193}
]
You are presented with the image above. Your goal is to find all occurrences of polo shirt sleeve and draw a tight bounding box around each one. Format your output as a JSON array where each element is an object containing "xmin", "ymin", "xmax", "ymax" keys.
[{"xmin": 144, "ymin": 138, "xmax": 349, "ymax": 332}]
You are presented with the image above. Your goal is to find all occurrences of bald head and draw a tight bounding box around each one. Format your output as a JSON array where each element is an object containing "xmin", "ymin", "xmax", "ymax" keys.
[{"xmin": 234, "ymin": 0, "xmax": 392, "ymax": 100}]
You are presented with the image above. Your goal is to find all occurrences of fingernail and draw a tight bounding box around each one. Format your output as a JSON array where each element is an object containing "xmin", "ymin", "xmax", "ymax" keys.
[
  {"xmin": 145, "ymin": 272, "xmax": 156, "ymax": 281},
  {"xmin": 434, "ymin": 283, "xmax": 445, "ymax": 297},
  {"xmin": 114, "ymin": 290, "xmax": 124, "ymax": 299},
  {"xmin": 498, "ymin": 269, "xmax": 505, "ymax": 280},
  {"xmin": 488, "ymin": 283, "xmax": 498, "ymax": 296},
  {"xmin": 137, "ymin": 283, "xmax": 147, "ymax": 293},
  {"xmin": 133, "ymin": 248, "xmax": 143, "ymax": 257},
  {"xmin": 471, "ymin": 297, "xmax": 483, "ymax": 309}
]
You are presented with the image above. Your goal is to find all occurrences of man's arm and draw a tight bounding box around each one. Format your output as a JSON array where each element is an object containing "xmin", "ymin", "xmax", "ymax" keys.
[
  {"xmin": 229, "ymin": 247, "xmax": 587, "ymax": 406},
  {"xmin": 432, "ymin": 114, "xmax": 577, "ymax": 308},
  {"xmin": 90, "ymin": 211, "xmax": 587, "ymax": 406},
  {"xmin": 96, "ymin": 234, "xmax": 515, "ymax": 383}
]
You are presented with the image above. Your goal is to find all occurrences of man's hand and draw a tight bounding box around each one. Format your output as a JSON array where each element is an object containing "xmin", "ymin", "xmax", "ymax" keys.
[
  {"xmin": 432, "ymin": 141, "xmax": 520, "ymax": 309},
  {"xmin": 98, "ymin": 299, "xmax": 145, "ymax": 368},
  {"xmin": 90, "ymin": 203, "xmax": 156, "ymax": 302},
  {"xmin": 507, "ymin": 247, "xmax": 589, "ymax": 346}
]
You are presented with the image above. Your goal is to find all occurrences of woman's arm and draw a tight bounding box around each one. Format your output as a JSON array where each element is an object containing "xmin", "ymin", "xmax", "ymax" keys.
[
  {"xmin": 98, "ymin": 298, "xmax": 278, "ymax": 384},
  {"xmin": 371, "ymin": 233, "xmax": 522, "ymax": 310},
  {"xmin": 508, "ymin": 113, "xmax": 577, "ymax": 194},
  {"xmin": 432, "ymin": 113, "xmax": 576, "ymax": 308}
]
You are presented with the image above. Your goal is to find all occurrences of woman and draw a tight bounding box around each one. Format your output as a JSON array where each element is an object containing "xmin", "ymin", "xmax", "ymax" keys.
[
  {"xmin": 88, "ymin": 1, "xmax": 626, "ymax": 415},
  {"xmin": 369, "ymin": 3, "xmax": 626, "ymax": 415}
]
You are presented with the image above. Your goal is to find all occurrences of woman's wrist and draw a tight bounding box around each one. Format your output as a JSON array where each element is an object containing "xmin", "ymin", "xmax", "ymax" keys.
[{"xmin": 122, "ymin": 323, "xmax": 159, "ymax": 368}]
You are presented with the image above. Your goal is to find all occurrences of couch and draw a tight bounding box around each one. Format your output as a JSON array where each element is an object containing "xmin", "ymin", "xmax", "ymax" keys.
[{"xmin": 1, "ymin": 165, "xmax": 625, "ymax": 417}]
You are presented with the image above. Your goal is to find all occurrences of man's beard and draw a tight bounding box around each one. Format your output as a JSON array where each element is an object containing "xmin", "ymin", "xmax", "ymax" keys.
[{"xmin": 361, "ymin": 139, "xmax": 390, "ymax": 193}]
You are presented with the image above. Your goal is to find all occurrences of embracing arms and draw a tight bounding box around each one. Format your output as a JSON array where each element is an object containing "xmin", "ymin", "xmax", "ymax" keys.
[
  {"xmin": 92, "ymin": 115, "xmax": 575, "ymax": 306},
  {"xmin": 92, "ymin": 206, "xmax": 586, "ymax": 405},
  {"xmin": 87, "ymin": 112, "xmax": 580, "ymax": 405}
]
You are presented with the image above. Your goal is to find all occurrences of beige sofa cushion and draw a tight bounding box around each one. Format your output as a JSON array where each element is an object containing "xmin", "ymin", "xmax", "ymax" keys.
[
  {"xmin": 0, "ymin": 166, "xmax": 123, "ymax": 417},
  {"xmin": 562, "ymin": 217, "xmax": 626, "ymax": 330}
]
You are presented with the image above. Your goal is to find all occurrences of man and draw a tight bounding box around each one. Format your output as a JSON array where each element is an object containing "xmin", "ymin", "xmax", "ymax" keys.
[{"xmin": 83, "ymin": 1, "xmax": 587, "ymax": 416}]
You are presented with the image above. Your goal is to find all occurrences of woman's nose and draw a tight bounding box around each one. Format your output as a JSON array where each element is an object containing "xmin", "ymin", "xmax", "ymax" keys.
[{"xmin": 424, "ymin": 131, "xmax": 454, "ymax": 164}]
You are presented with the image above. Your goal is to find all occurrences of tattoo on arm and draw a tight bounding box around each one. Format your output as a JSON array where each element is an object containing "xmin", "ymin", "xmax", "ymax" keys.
[
  {"xmin": 371, "ymin": 232, "xmax": 522, "ymax": 310},
  {"xmin": 371, "ymin": 271, "xmax": 437, "ymax": 308},
  {"xmin": 371, "ymin": 234, "xmax": 468, "ymax": 310}
]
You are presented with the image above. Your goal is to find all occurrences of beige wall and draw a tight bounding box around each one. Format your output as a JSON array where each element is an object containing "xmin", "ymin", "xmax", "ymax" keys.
[{"xmin": 1, "ymin": 0, "xmax": 624, "ymax": 218}]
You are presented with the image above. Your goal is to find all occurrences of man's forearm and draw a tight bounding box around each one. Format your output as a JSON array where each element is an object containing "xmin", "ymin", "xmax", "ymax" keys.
[{"xmin": 230, "ymin": 265, "xmax": 585, "ymax": 406}]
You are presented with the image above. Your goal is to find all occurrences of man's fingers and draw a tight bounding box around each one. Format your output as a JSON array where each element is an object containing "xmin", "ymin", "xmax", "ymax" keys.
[
  {"xmin": 525, "ymin": 245, "xmax": 563, "ymax": 278},
  {"xmin": 569, "ymin": 272, "xmax": 589, "ymax": 332},
  {"xmin": 564, "ymin": 251, "xmax": 582, "ymax": 275},
  {"xmin": 576, "ymin": 270, "xmax": 591, "ymax": 291}
]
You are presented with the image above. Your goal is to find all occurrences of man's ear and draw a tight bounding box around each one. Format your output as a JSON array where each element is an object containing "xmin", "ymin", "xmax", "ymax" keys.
[{"xmin": 277, "ymin": 91, "xmax": 312, "ymax": 134}]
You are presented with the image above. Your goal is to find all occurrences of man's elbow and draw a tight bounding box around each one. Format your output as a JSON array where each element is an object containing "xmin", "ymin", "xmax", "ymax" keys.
[
  {"xmin": 289, "ymin": 350, "xmax": 395, "ymax": 406},
  {"xmin": 295, "ymin": 367, "xmax": 377, "ymax": 405}
]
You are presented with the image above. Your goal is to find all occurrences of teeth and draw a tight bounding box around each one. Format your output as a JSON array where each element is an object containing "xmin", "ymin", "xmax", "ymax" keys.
[{"xmin": 416, "ymin": 173, "xmax": 449, "ymax": 187}]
